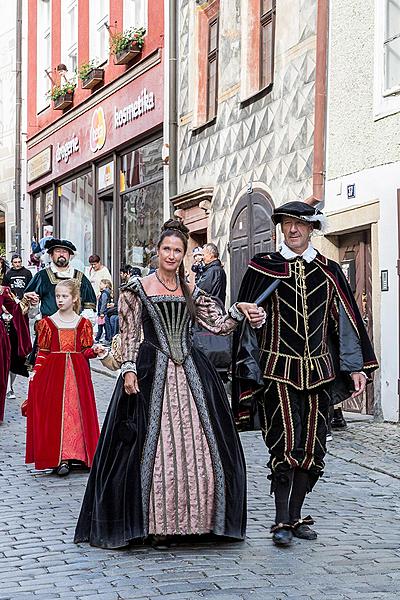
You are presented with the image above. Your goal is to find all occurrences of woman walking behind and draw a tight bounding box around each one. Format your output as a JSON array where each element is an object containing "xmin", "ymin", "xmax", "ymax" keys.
[
  {"xmin": 75, "ymin": 220, "xmax": 264, "ymax": 549},
  {"xmin": 25, "ymin": 280, "xmax": 101, "ymax": 476}
]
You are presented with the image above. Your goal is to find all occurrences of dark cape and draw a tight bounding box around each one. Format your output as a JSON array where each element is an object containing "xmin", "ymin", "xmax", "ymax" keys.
[
  {"xmin": 74, "ymin": 283, "xmax": 246, "ymax": 549},
  {"xmin": 231, "ymin": 251, "xmax": 379, "ymax": 427}
]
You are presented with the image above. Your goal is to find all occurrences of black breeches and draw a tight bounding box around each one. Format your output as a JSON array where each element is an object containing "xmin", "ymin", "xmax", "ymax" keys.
[{"xmin": 259, "ymin": 380, "xmax": 330, "ymax": 490}]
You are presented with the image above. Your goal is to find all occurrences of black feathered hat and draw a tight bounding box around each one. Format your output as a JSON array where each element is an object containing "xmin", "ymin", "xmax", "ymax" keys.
[
  {"xmin": 271, "ymin": 201, "xmax": 326, "ymax": 231},
  {"xmin": 45, "ymin": 238, "xmax": 76, "ymax": 255}
]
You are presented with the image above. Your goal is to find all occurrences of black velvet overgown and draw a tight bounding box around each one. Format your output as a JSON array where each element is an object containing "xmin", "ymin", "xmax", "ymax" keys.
[{"xmin": 75, "ymin": 281, "xmax": 246, "ymax": 549}]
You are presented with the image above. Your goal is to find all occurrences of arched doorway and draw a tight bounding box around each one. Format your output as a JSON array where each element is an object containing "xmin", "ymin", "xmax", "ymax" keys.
[{"xmin": 229, "ymin": 190, "xmax": 274, "ymax": 301}]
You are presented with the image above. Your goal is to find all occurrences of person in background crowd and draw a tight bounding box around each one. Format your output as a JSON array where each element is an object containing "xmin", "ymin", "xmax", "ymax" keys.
[
  {"xmin": 95, "ymin": 279, "xmax": 112, "ymax": 343},
  {"xmin": 31, "ymin": 225, "xmax": 54, "ymax": 269},
  {"xmin": 25, "ymin": 279, "xmax": 101, "ymax": 476},
  {"xmin": 232, "ymin": 201, "xmax": 378, "ymax": 548},
  {"xmin": 88, "ymin": 255, "xmax": 112, "ymax": 298},
  {"xmin": 22, "ymin": 240, "xmax": 96, "ymax": 319},
  {"xmin": 197, "ymin": 243, "xmax": 227, "ymax": 305},
  {"xmin": 0, "ymin": 257, "xmax": 8, "ymax": 285},
  {"xmin": 191, "ymin": 247, "xmax": 205, "ymax": 283},
  {"xmin": 2, "ymin": 255, "xmax": 33, "ymax": 399},
  {"xmin": 103, "ymin": 266, "xmax": 135, "ymax": 344},
  {"xmin": 0, "ymin": 285, "xmax": 31, "ymax": 423},
  {"xmin": 3, "ymin": 255, "xmax": 33, "ymax": 300},
  {"xmin": 148, "ymin": 255, "xmax": 159, "ymax": 275}
]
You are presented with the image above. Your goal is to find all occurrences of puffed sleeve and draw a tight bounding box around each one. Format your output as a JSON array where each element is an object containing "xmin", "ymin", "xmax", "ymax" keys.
[
  {"xmin": 36, "ymin": 318, "xmax": 52, "ymax": 351},
  {"xmin": 80, "ymin": 318, "xmax": 94, "ymax": 349},
  {"xmin": 195, "ymin": 293, "xmax": 242, "ymax": 335},
  {"xmin": 119, "ymin": 290, "xmax": 142, "ymax": 375}
]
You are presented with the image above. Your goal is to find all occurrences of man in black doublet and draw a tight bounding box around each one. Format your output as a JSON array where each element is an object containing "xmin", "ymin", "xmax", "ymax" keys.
[{"xmin": 233, "ymin": 201, "xmax": 378, "ymax": 547}]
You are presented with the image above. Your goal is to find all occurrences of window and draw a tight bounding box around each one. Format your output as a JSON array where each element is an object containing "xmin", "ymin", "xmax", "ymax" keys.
[
  {"xmin": 123, "ymin": 0, "xmax": 147, "ymax": 29},
  {"xmin": 89, "ymin": 0, "xmax": 109, "ymax": 64},
  {"xmin": 59, "ymin": 173, "xmax": 94, "ymax": 265},
  {"xmin": 61, "ymin": 0, "xmax": 78, "ymax": 75},
  {"xmin": 260, "ymin": 0, "xmax": 275, "ymax": 89},
  {"xmin": 37, "ymin": 0, "xmax": 52, "ymax": 112},
  {"xmin": 384, "ymin": 0, "xmax": 400, "ymax": 93},
  {"xmin": 206, "ymin": 17, "xmax": 219, "ymax": 121}
]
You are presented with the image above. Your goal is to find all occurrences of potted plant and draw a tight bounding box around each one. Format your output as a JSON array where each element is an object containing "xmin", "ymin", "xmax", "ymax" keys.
[
  {"xmin": 110, "ymin": 27, "xmax": 146, "ymax": 65},
  {"xmin": 48, "ymin": 81, "xmax": 76, "ymax": 110},
  {"xmin": 78, "ymin": 59, "xmax": 104, "ymax": 90}
]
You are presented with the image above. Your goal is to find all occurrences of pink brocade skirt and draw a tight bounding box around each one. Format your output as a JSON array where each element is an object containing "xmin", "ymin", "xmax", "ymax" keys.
[{"xmin": 148, "ymin": 360, "xmax": 215, "ymax": 536}]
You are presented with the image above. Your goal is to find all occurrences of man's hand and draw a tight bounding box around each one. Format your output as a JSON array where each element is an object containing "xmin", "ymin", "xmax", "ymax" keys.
[
  {"xmin": 124, "ymin": 372, "xmax": 140, "ymax": 395},
  {"xmin": 351, "ymin": 372, "xmax": 367, "ymax": 398},
  {"xmin": 24, "ymin": 292, "xmax": 40, "ymax": 305},
  {"xmin": 237, "ymin": 302, "xmax": 266, "ymax": 328}
]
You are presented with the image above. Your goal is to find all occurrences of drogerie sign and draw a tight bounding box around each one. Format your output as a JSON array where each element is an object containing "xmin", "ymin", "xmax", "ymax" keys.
[{"xmin": 114, "ymin": 88, "xmax": 155, "ymax": 129}]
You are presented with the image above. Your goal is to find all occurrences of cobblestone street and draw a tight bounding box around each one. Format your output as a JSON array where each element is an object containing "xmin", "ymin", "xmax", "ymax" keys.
[{"xmin": 1, "ymin": 368, "xmax": 400, "ymax": 600}]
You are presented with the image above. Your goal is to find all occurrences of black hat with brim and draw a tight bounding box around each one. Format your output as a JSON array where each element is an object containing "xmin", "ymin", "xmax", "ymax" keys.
[
  {"xmin": 272, "ymin": 201, "xmax": 326, "ymax": 230},
  {"xmin": 45, "ymin": 238, "xmax": 76, "ymax": 255}
]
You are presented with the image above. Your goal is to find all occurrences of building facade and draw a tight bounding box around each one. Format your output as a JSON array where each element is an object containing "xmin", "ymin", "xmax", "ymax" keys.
[
  {"xmin": 174, "ymin": 0, "xmax": 323, "ymax": 300},
  {"xmin": 320, "ymin": 0, "xmax": 396, "ymax": 421},
  {"xmin": 26, "ymin": 0, "xmax": 164, "ymax": 287}
]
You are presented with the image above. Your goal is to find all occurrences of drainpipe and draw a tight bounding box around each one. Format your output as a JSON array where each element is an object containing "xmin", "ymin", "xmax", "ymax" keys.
[
  {"xmin": 168, "ymin": 0, "xmax": 178, "ymax": 201},
  {"xmin": 14, "ymin": 0, "xmax": 23, "ymax": 253},
  {"xmin": 312, "ymin": 0, "xmax": 329, "ymax": 206}
]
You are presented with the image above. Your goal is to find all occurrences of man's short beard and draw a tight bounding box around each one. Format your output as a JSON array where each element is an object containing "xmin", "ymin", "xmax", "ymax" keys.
[{"xmin": 54, "ymin": 256, "xmax": 69, "ymax": 267}]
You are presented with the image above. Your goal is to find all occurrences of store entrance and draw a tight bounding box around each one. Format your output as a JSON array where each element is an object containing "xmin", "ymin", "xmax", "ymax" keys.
[{"xmin": 100, "ymin": 194, "xmax": 113, "ymax": 273}]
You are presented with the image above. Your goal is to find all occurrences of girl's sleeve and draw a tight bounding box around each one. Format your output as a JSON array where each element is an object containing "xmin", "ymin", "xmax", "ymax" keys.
[
  {"xmin": 119, "ymin": 290, "xmax": 142, "ymax": 375},
  {"xmin": 80, "ymin": 318, "xmax": 96, "ymax": 359},
  {"xmin": 36, "ymin": 319, "xmax": 52, "ymax": 351},
  {"xmin": 195, "ymin": 293, "xmax": 242, "ymax": 335}
]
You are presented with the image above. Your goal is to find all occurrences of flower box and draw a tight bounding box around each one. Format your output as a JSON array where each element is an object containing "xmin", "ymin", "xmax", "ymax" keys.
[
  {"xmin": 53, "ymin": 92, "xmax": 74, "ymax": 110},
  {"xmin": 81, "ymin": 68, "xmax": 105, "ymax": 90},
  {"xmin": 114, "ymin": 46, "xmax": 141, "ymax": 65}
]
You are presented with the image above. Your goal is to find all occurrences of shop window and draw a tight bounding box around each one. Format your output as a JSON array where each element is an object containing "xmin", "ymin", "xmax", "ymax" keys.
[
  {"xmin": 123, "ymin": 0, "xmax": 147, "ymax": 29},
  {"xmin": 120, "ymin": 138, "xmax": 163, "ymax": 268},
  {"xmin": 59, "ymin": 172, "xmax": 94, "ymax": 268},
  {"xmin": 89, "ymin": 0, "xmax": 109, "ymax": 64},
  {"xmin": 61, "ymin": 0, "xmax": 78, "ymax": 75},
  {"xmin": 36, "ymin": 0, "xmax": 51, "ymax": 112},
  {"xmin": 240, "ymin": 0, "xmax": 275, "ymax": 102}
]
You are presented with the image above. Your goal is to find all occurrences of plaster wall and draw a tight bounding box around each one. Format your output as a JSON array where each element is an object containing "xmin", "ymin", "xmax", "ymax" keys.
[
  {"xmin": 327, "ymin": 0, "xmax": 400, "ymax": 180},
  {"xmin": 323, "ymin": 163, "xmax": 400, "ymax": 422}
]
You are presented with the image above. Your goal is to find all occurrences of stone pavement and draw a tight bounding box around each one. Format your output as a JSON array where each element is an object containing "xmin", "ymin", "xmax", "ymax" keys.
[{"xmin": 1, "ymin": 371, "xmax": 400, "ymax": 600}]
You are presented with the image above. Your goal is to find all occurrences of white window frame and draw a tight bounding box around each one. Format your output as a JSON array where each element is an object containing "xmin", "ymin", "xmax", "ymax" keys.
[
  {"xmin": 89, "ymin": 0, "xmax": 109, "ymax": 65},
  {"xmin": 374, "ymin": 0, "xmax": 400, "ymax": 120},
  {"xmin": 36, "ymin": 0, "xmax": 52, "ymax": 112},
  {"xmin": 61, "ymin": 0, "xmax": 78, "ymax": 76},
  {"xmin": 123, "ymin": 0, "xmax": 148, "ymax": 30}
]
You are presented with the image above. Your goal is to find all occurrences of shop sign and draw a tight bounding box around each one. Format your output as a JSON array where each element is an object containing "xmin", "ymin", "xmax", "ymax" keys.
[
  {"xmin": 90, "ymin": 107, "xmax": 107, "ymax": 153},
  {"xmin": 56, "ymin": 135, "xmax": 80, "ymax": 163},
  {"xmin": 27, "ymin": 146, "xmax": 52, "ymax": 183},
  {"xmin": 114, "ymin": 88, "xmax": 155, "ymax": 129},
  {"xmin": 98, "ymin": 161, "xmax": 114, "ymax": 190}
]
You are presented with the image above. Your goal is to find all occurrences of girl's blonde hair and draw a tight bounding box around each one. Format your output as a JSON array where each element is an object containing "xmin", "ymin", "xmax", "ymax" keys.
[
  {"xmin": 55, "ymin": 279, "xmax": 81, "ymax": 314},
  {"xmin": 100, "ymin": 278, "xmax": 112, "ymax": 290}
]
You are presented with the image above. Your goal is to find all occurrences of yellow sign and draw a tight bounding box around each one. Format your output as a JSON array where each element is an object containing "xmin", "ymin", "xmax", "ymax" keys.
[{"xmin": 90, "ymin": 107, "xmax": 106, "ymax": 153}]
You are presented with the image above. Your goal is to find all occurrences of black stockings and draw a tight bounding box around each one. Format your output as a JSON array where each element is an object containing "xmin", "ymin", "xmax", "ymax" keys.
[{"xmin": 273, "ymin": 469, "xmax": 311, "ymax": 524}]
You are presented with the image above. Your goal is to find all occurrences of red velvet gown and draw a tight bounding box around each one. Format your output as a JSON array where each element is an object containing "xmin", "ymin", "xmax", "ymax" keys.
[
  {"xmin": 25, "ymin": 316, "xmax": 100, "ymax": 470},
  {"xmin": 0, "ymin": 287, "xmax": 32, "ymax": 422}
]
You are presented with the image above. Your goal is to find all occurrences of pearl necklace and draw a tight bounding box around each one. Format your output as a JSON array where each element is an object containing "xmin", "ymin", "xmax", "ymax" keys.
[
  {"xmin": 56, "ymin": 313, "xmax": 78, "ymax": 324},
  {"xmin": 155, "ymin": 269, "xmax": 179, "ymax": 292}
]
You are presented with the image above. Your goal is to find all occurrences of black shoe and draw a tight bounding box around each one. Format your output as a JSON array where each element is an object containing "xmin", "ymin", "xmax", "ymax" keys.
[
  {"xmin": 331, "ymin": 408, "xmax": 347, "ymax": 429},
  {"xmin": 56, "ymin": 462, "xmax": 70, "ymax": 477},
  {"xmin": 151, "ymin": 535, "xmax": 171, "ymax": 550},
  {"xmin": 270, "ymin": 523, "xmax": 293, "ymax": 547},
  {"xmin": 291, "ymin": 516, "xmax": 317, "ymax": 540}
]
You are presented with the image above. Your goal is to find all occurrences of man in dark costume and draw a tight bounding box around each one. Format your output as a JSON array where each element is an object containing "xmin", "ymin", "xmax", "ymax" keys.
[
  {"xmin": 22, "ymin": 239, "xmax": 96, "ymax": 317},
  {"xmin": 232, "ymin": 201, "xmax": 378, "ymax": 547}
]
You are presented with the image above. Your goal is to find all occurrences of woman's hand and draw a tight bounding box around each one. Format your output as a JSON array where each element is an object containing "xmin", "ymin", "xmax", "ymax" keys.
[
  {"xmin": 237, "ymin": 302, "xmax": 266, "ymax": 328},
  {"xmin": 92, "ymin": 344, "xmax": 106, "ymax": 356},
  {"xmin": 24, "ymin": 292, "xmax": 40, "ymax": 305},
  {"xmin": 124, "ymin": 372, "xmax": 140, "ymax": 395}
]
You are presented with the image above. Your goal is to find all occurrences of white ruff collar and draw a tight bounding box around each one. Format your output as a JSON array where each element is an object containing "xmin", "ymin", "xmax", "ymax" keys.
[
  {"xmin": 279, "ymin": 241, "xmax": 317, "ymax": 264},
  {"xmin": 50, "ymin": 263, "xmax": 75, "ymax": 278}
]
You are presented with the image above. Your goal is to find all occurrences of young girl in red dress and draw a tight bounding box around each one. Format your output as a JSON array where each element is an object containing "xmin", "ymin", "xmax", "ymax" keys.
[{"xmin": 26, "ymin": 279, "xmax": 101, "ymax": 476}]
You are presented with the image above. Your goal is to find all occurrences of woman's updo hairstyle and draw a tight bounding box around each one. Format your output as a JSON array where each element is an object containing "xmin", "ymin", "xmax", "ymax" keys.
[{"xmin": 157, "ymin": 219, "xmax": 195, "ymax": 320}]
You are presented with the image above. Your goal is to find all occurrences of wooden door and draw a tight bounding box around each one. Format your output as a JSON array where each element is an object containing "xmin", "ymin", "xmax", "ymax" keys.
[
  {"xmin": 230, "ymin": 191, "xmax": 274, "ymax": 301},
  {"xmin": 338, "ymin": 229, "xmax": 374, "ymax": 414}
]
